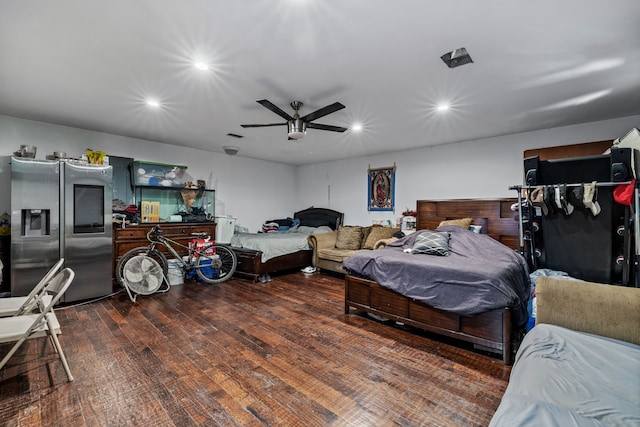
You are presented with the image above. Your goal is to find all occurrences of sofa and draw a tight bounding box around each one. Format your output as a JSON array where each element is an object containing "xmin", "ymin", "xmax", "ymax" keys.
[
  {"xmin": 308, "ymin": 225, "xmax": 400, "ymax": 274},
  {"xmin": 490, "ymin": 276, "xmax": 640, "ymax": 426}
]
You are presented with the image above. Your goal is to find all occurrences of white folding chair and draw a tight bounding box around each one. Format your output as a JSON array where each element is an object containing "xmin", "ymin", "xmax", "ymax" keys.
[
  {"xmin": 0, "ymin": 258, "xmax": 64, "ymax": 317},
  {"xmin": 0, "ymin": 268, "xmax": 75, "ymax": 382}
]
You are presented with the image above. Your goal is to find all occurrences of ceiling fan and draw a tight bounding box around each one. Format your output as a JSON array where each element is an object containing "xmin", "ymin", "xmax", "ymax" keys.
[{"xmin": 241, "ymin": 99, "xmax": 347, "ymax": 140}]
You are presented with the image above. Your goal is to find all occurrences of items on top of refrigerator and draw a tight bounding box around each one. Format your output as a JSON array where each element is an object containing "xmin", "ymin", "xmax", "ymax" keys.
[
  {"xmin": 85, "ymin": 149, "xmax": 107, "ymax": 165},
  {"xmin": 12, "ymin": 145, "xmax": 37, "ymax": 158},
  {"xmin": 45, "ymin": 151, "xmax": 68, "ymax": 160}
]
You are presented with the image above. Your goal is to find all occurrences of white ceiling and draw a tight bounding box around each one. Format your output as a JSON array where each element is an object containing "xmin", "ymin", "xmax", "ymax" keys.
[{"xmin": 1, "ymin": 1, "xmax": 639, "ymax": 166}]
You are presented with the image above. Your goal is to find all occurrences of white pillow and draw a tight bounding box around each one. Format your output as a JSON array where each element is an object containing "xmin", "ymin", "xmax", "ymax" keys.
[{"xmin": 469, "ymin": 225, "xmax": 483, "ymax": 234}]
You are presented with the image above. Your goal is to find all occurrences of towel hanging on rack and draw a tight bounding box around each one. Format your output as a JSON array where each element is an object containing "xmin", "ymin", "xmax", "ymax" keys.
[
  {"xmin": 530, "ymin": 186, "xmax": 548, "ymax": 216},
  {"xmin": 558, "ymin": 184, "xmax": 574, "ymax": 216},
  {"xmin": 583, "ymin": 182, "xmax": 601, "ymax": 216},
  {"xmin": 568, "ymin": 184, "xmax": 585, "ymax": 211}
]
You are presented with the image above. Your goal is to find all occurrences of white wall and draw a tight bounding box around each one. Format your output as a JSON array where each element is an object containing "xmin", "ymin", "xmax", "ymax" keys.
[
  {"xmin": 0, "ymin": 115, "xmax": 298, "ymax": 232},
  {"xmin": 2, "ymin": 114, "xmax": 638, "ymax": 231},
  {"xmin": 296, "ymin": 115, "xmax": 640, "ymax": 226}
]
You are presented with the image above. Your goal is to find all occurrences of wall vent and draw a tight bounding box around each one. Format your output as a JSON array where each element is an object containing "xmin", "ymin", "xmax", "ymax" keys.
[{"xmin": 441, "ymin": 47, "xmax": 473, "ymax": 68}]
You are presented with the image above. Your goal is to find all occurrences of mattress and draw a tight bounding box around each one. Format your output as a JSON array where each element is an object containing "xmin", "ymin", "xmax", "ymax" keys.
[{"xmin": 490, "ymin": 324, "xmax": 640, "ymax": 426}]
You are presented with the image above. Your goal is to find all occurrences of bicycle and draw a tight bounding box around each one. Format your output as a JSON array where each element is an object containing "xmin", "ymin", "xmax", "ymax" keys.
[{"xmin": 115, "ymin": 225, "xmax": 238, "ymax": 302}]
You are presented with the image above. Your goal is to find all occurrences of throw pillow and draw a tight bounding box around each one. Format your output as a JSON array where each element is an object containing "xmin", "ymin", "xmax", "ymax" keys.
[
  {"xmin": 411, "ymin": 230, "xmax": 450, "ymax": 256},
  {"xmin": 469, "ymin": 225, "xmax": 482, "ymax": 234},
  {"xmin": 361, "ymin": 226, "xmax": 373, "ymax": 244},
  {"xmin": 335, "ymin": 226, "xmax": 364, "ymax": 250},
  {"xmin": 438, "ymin": 217, "xmax": 473, "ymax": 230},
  {"xmin": 362, "ymin": 226, "xmax": 397, "ymax": 249}
]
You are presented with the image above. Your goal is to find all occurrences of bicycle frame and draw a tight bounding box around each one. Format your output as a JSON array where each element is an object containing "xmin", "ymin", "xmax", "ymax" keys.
[{"xmin": 147, "ymin": 228, "xmax": 210, "ymax": 272}]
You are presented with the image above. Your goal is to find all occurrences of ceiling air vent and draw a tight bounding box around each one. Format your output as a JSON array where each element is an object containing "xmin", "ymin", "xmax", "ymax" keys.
[
  {"xmin": 440, "ymin": 47, "xmax": 473, "ymax": 69},
  {"xmin": 226, "ymin": 133, "xmax": 244, "ymax": 138}
]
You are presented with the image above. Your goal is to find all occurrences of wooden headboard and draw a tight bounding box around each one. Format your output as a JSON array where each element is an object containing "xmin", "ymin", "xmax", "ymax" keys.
[
  {"xmin": 416, "ymin": 199, "xmax": 520, "ymax": 250},
  {"xmin": 294, "ymin": 207, "xmax": 344, "ymax": 231}
]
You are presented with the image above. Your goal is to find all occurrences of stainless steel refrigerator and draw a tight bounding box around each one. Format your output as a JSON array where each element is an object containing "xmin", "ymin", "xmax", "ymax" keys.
[{"xmin": 11, "ymin": 157, "xmax": 113, "ymax": 302}]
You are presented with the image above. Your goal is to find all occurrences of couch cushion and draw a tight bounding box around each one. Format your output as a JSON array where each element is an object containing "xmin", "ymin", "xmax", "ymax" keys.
[
  {"xmin": 335, "ymin": 226, "xmax": 363, "ymax": 250},
  {"xmin": 361, "ymin": 226, "xmax": 373, "ymax": 244},
  {"xmin": 318, "ymin": 247, "xmax": 360, "ymax": 262},
  {"xmin": 362, "ymin": 226, "xmax": 398, "ymax": 249},
  {"xmin": 536, "ymin": 276, "xmax": 640, "ymax": 345}
]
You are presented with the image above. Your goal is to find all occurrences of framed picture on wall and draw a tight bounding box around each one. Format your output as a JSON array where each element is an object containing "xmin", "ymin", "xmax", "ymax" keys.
[{"xmin": 368, "ymin": 164, "xmax": 396, "ymax": 212}]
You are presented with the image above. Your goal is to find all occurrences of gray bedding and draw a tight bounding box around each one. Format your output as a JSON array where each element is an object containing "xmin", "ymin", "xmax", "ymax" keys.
[
  {"xmin": 490, "ymin": 324, "xmax": 640, "ymax": 426},
  {"xmin": 230, "ymin": 225, "xmax": 332, "ymax": 263},
  {"xmin": 342, "ymin": 226, "xmax": 530, "ymax": 326}
]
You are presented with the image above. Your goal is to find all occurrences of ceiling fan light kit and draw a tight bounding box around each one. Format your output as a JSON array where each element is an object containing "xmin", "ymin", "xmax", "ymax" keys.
[
  {"xmin": 241, "ymin": 99, "xmax": 347, "ymax": 140},
  {"xmin": 288, "ymin": 119, "xmax": 306, "ymax": 140}
]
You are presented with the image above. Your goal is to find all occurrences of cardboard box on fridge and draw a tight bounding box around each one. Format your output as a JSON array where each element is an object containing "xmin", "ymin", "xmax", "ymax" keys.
[{"xmin": 141, "ymin": 201, "xmax": 160, "ymax": 223}]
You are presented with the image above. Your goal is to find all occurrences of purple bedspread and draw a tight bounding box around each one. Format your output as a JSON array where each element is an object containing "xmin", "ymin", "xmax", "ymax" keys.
[{"xmin": 343, "ymin": 226, "xmax": 530, "ymax": 327}]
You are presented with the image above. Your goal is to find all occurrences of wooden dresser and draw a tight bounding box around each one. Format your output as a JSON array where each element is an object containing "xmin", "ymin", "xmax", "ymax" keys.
[{"xmin": 112, "ymin": 222, "xmax": 216, "ymax": 280}]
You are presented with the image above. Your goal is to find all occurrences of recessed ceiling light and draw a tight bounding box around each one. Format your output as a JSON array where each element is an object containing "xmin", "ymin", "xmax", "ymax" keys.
[
  {"xmin": 146, "ymin": 99, "xmax": 160, "ymax": 108},
  {"xmin": 437, "ymin": 104, "xmax": 449, "ymax": 111},
  {"xmin": 351, "ymin": 123, "xmax": 363, "ymax": 132},
  {"xmin": 194, "ymin": 62, "xmax": 209, "ymax": 71}
]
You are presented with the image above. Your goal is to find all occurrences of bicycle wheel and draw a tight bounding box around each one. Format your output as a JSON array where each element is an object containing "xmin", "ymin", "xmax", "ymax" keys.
[
  {"xmin": 116, "ymin": 246, "xmax": 168, "ymax": 288},
  {"xmin": 195, "ymin": 244, "xmax": 237, "ymax": 284}
]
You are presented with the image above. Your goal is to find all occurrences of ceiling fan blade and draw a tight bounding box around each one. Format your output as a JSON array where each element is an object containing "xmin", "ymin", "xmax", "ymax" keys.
[
  {"xmin": 301, "ymin": 102, "xmax": 345, "ymax": 122},
  {"xmin": 307, "ymin": 122, "xmax": 348, "ymax": 133},
  {"xmin": 240, "ymin": 123, "xmax": 286, "ymax": 128},
  {"xmin": 257, "ymin": 99, "xmax": 293, "ymax": 120}
]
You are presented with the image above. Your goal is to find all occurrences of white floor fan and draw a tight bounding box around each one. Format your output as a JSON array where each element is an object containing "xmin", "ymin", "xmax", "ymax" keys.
[{"xmin": 121, "ymin": 254, "xmax": 170, "ymax": 302}]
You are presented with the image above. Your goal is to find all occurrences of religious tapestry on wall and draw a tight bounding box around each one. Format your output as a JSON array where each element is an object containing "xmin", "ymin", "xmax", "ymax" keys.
[{"xmin": 368, "ymin": 164, "xmax": 396, "ymax": 212}]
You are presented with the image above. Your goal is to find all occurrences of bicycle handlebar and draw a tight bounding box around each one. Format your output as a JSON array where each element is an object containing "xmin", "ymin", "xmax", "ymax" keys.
[{"xmin": 147, "ymin": 225, "xmax": 163, "ymax": 242}]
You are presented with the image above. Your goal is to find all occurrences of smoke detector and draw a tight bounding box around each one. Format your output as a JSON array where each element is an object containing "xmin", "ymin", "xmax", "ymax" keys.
[
  {"xmin": 223, "ymin": 146, "xmax": 239, "ymax": 156},
  {"xmin": 440, "ymin": 47, "xmax": 473, "ymax": 69}
]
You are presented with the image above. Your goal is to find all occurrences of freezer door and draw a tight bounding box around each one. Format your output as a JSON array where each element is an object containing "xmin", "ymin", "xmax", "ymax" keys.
[
  {"xmin": 62, "ymin": 161, "xmax": 113, "ymax": 302},
  {"xmin": 11, "ymin": 157, "xmax": 60, "ymax": 296}
]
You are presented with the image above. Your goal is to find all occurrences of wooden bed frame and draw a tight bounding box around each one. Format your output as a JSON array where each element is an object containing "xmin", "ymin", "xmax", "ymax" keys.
[
  {"xmin": 344, "ymin": 198, "xmax": 522, "ymax": 364},
  {"xmin": 233, "ymin": 207, "xmax": 344, "ymax": 282}
]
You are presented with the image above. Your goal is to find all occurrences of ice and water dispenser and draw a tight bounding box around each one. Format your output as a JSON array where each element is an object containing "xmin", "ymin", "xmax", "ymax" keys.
[{"xmin": 21, "ymin": 209, "xmax": 50, "ymax": 236}]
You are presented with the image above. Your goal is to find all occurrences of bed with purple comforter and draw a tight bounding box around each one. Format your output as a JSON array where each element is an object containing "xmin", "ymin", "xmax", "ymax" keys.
[
  {"xmin": 343, "ymin": 225, "xmax": 531, "ymax": 327},
  {"xmin": 343, "ymin": 225, "xmax": 530, "ymax": 363}
]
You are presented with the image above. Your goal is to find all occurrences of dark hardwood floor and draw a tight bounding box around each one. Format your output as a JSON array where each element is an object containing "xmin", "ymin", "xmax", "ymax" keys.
[{"xmin": 0, "ymin": 272, "xmax": 511, "ymax": 426}]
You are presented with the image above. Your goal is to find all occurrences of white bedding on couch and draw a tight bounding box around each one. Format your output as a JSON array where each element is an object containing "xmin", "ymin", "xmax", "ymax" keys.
[{"xmin": 490, "ymin": 324, "xmax": 640, "ymax": 427}]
